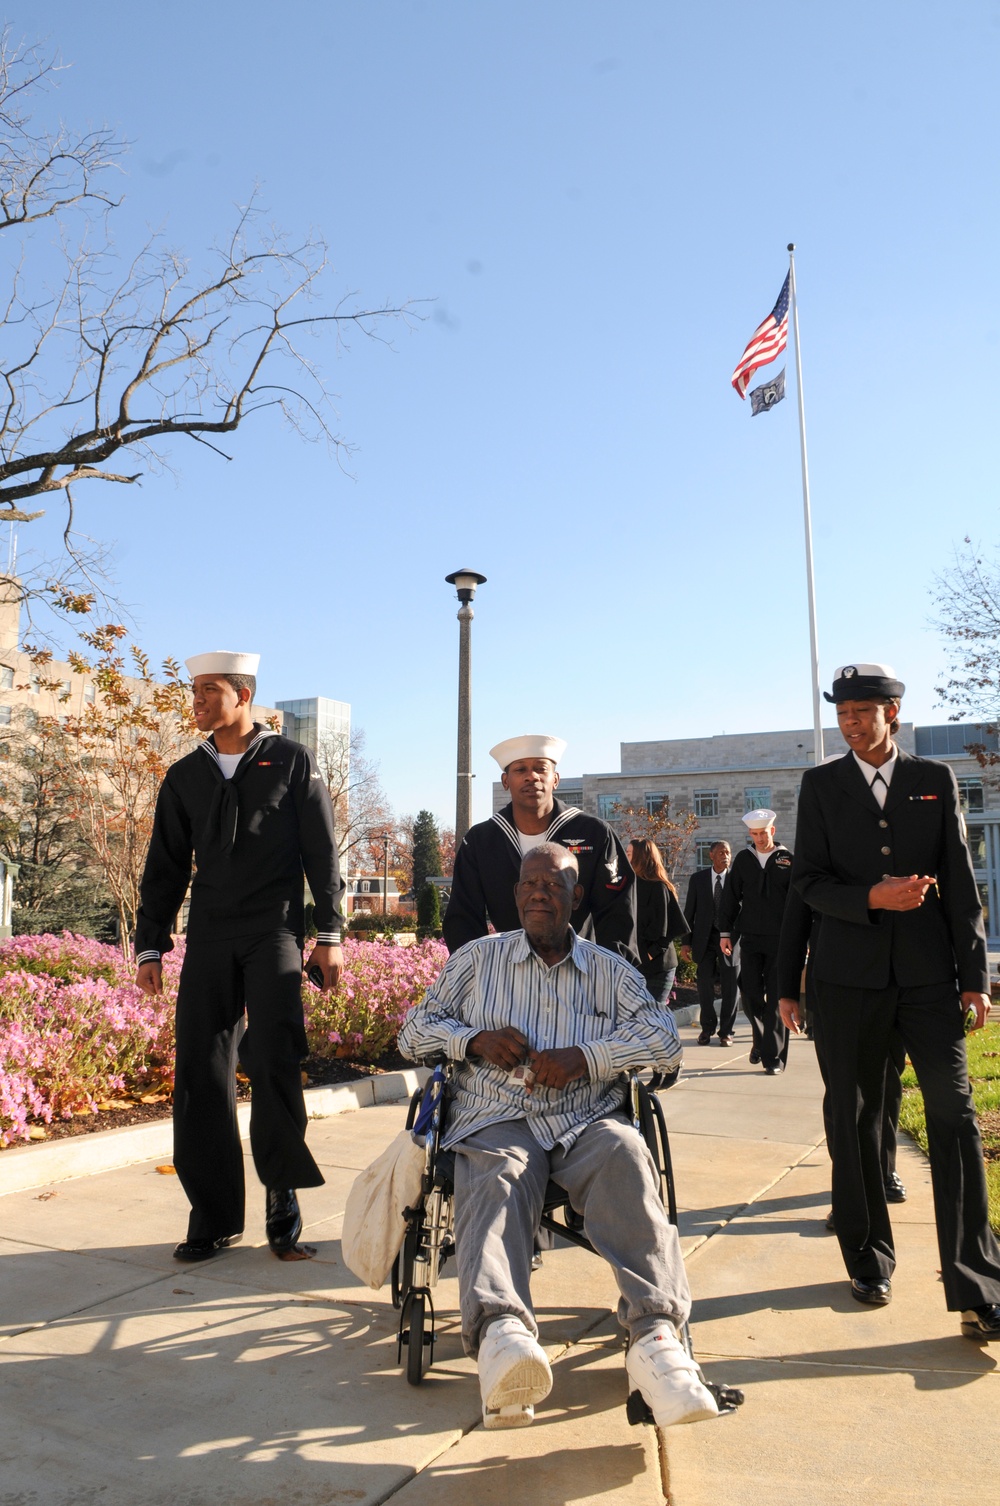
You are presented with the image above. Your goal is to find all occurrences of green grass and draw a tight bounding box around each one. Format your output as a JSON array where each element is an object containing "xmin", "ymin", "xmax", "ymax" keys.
[{"xmin": 898, "ymin": 1019, "xmax": 1000, "ymax": 1233}]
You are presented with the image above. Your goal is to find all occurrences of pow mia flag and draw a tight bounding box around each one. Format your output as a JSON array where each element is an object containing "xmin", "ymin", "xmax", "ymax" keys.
[{"xmin": 749, "ymin": 367, "xmax": 785, "ymax": 416}]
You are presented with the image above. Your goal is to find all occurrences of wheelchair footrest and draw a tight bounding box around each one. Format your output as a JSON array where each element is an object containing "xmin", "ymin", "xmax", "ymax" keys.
[
  {"xmin": 626, "ymin": 1380, "xmax": 745, "ymax": 1426},
  {"xmin": 626, "ymin": 1389, "xmax": 655, "ymax": 1426},
  {"xmin": 706, "ymin": 1380, "xmax": 745, "ymax": 1412}
]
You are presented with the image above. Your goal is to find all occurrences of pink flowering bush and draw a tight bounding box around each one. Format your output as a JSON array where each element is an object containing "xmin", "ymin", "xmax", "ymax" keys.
[
  {"xmin": 0, "ymin": 934, "xmax": 183, "ymax": 1148},
  {"xmin": 304, "ymin": 938, "xmax": 447, "ymax": 1063},
  {"xmin": 0, "ymin": 932, "xmax": 447, "ymax": 1147}
]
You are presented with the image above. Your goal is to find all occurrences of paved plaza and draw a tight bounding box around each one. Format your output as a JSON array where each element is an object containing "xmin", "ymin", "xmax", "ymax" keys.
[{"xmin": 0, "ymin": 1022, "xmax": 997, "ymax": 1505}]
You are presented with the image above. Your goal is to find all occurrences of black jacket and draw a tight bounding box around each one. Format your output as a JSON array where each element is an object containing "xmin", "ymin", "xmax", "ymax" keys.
[
  {"xmin": 683, "ymin": 866, "xmax": 730, "ymax": 962},
  {"xmin": 443, "ymin": 798, "xmax": 636, "ymax": 960},
  {"xmin": 135, "ymin": 728, "xmax": 346, "ymax": 958},
  {"xmin": 791, "ymin": 748, "xmax": 987, "ymax": 993},
  {"xmin": 719, "ymin": 844, "xmax": 794, "ymax": 942},
  {"xmin": 635, "ymin": 876, "xmax": 689, "ymax": 981}
]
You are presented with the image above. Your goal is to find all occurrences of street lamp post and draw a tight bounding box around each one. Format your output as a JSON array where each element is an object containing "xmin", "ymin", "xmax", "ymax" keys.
[{"xmin": 445, "ymin": 569, "xmax": 487, "ymax": 848}]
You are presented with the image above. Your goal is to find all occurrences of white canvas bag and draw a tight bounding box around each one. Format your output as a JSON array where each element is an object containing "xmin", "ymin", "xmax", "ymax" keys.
[{"xmin": 341, "ymin": 1130, "xmax": 426, "ymax": 1290}]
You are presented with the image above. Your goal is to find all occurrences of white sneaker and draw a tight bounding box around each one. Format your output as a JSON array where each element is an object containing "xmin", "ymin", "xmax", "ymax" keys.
[
  {"xmin": 477, "ymin": 1316, "xmax": 553, "ymax": 1430},
  {"xmin": 626, "ymin": 1325, "xmax": 719, "ymax": 1428}
]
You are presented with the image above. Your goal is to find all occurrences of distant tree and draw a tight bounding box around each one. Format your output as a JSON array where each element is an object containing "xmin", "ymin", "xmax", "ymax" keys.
[
  {"xmin": 412, "ymin": 809, "xmax": 443, "ymax": 895},
  {"xmin": 610, "ymin": 797, "xmax": 699, "ymax": 881},
  {"xmin": 0, "ymin": 31, "xmax": 410, "ymax": 607},
  {"xmin": 932, "ymin": 538, "xmax": 1000, "ymax": 769},
  {"xmin": 29, "ymin": 626, "xmax": 195, "ymax": 953},
  {"xmin": 438, "ymin": 825, "xmax": 457, "ymax": 877},
  {"xmin": 0, "ymin": 707, "xmax": 113, "ymax": 933},
  {"xmin": 315, "ymin": 726, "xmax": 396, "ymax": 870},
  {"xmin": 416, "ymin": 879, "xmax": 441, "ymax": 938}
]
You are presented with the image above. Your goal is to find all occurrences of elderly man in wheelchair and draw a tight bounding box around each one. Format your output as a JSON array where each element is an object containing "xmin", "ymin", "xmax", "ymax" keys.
[{"xmin": 397, "ymin": 842, "xmax": 721, "ymax": 1433}]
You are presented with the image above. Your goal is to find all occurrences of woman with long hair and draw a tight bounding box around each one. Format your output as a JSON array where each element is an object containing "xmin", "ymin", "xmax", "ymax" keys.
[{"xmin": 627, "ymin": 837, "xmax": 689, "ymax": 1006}]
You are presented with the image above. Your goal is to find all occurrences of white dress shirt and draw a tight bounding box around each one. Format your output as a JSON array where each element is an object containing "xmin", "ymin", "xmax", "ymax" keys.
[{"xmin": 853, "ymin": 747, "xmax": 898, "ymax": 809}]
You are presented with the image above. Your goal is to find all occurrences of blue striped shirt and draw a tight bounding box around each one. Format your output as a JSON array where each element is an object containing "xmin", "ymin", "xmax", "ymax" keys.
[{"xmin": 398, "ymin": 928, "xmax": 682, "ymax": 1150}]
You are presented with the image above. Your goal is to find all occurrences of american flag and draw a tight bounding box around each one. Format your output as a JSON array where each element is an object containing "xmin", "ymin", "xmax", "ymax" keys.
[{"xmin": 731, "ymin": 273, "xmax": 790, "ymax": 399}]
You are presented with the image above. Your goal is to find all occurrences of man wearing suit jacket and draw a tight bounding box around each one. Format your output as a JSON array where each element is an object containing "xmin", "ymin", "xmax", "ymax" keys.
[
  {"xmin": 683, "ymin": 841, "xmax": 738, "ymax": 1046},
  {"xmin": 792, "ymin": 662, "xmax": 1000, "ymax": 1337}
]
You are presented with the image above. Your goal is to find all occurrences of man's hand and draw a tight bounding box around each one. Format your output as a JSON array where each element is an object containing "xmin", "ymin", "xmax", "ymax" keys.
[
  {"xmin": 779, "ymin": 996, "xmax": 804, "ymax": 1035},
  {"xmin": 679, "ymin": 944, "xmax": 692, "ymax": 964},
  {"xmin": 527, "ymin": 1046, "xmax": 588, "ymax": 1092},
  {"xmin": 467, "ymin": 1027, "xmax": 529, "ymax": 1068},
  {"xmin": 961, "ymin": 991, "xmax": 992, "ymax": 1032},
  {"xmin": 136, "ymin": 961, "xmax": 163, "ymax": 997},
  {"xmin": 305, "ymin": 943, "xmax": 344, "ymax": 992},
  {"xmin": 868, "ymin": 875, "xmax": 935, "ymax": 911},
  {"xmin": 719, "ymin": 937, "xmax": 733, "ymax": 958}
]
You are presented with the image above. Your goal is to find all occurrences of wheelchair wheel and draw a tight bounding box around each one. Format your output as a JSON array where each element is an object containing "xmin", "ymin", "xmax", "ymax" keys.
[{"xmin": 405, "ymin": 1293, "xmax": 428, "ymax": 1385}]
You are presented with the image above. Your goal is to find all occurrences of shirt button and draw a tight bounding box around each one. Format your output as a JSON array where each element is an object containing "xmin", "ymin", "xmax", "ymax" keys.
[
  {"xmin": 881, "ymin": 845, "xmax": 891, "ymax": 855},
  {"xmin": 879, "ymin": 819, "xmax": 888, "ymax": 829}
]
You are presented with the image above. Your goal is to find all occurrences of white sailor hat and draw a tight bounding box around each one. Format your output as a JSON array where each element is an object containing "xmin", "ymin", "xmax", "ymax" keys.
[
  {"xmin": 490, "ymin": 734, "xmax": 567, "ymax": 770},
  {"xmin": 742, "ymin": 808, "xmax": 777, "ymax": 830},
  {"xmin": 185, "ymin": 650, "xmax": 260, "ymax": 679},
  {"xmin": 824, "ymin": 663, "xmax": 905, "ymax": 703}
]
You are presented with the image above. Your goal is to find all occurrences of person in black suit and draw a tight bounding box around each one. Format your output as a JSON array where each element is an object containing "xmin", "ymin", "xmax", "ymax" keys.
[
  {"xmin": 791, "ymin": 662, "xmax": 1000, "ymax": 1336},
  {"xmin": 719, "ymin": 810, "xmax": 794, "ymax": 1074},
  {"xmin": 682, "ymin": 841, "xmax": 738, "ymax": 1045},
  {"xmin": 777, "ymin": 886, "xmax": 908, "ymax": 1222}
]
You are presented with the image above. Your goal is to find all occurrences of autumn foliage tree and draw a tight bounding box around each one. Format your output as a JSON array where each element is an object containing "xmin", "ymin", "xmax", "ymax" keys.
[
  {"xmin": 30, "ymin": 626, "xmax": 195, "ymax": 952},
  {"xmin": 610, "ymin": 797, "xmax": 699, "ymax": 880}
]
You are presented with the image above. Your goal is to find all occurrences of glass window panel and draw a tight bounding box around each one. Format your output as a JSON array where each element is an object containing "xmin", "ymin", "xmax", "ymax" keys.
[
  {"xmin": 966, "ymin": 824, "xmax": 987, "ymax": 868},
  {"xmin": 744, "ymin": 786, "xmax": 772, "ymax": 812},
  {"xmin": 694, "ymin": 789, "xmax": 719, "ymax": 818},
  {"xmin": 597, "ymin": 794, "xmax": 621, "ymax": 820}
]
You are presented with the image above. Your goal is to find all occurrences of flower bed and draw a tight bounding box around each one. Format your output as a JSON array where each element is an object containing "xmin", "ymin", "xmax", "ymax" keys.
[{"xmin": 0, "ymin": 933, "xmax": 448, "ymax": 1149}]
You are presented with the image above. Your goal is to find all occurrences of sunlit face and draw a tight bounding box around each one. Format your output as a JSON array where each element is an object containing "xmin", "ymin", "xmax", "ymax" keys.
[
  {"xmin": 515, "ymin": 851, "xmax": 582, "ymax": 947},
  {"xmin": 191, "ymin": 674, "xmax": 248, "ymax": 733},
  {"xmin": 710, "ymin": 843, "xmax": 731, "ymax": 873},
  {"xmin": 836, "ymin": 698, "xmax": 897, "ymax": 757},
  {"xmin": 748, "ymin": 825, "xmax": 776, "ymax": 852},
  {"xmin": 502, "ymin": 758, "xmax": 559, "ymax": 810}
]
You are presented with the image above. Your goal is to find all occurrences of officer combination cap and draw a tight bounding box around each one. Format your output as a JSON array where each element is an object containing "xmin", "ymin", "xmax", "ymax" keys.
[
  {"xmin": 490, "ymin": 734, "xmax": 567, "ymax": 770},
  {"xmin": 742, "ymin": 808, "xmax": 777, "ymax": 830},
  {"xmin": 185, "ymin": 650, "xmax": 261, "ymax": 679},
  {"xmin": 823, "ymin": 662, "xmax": 905, "ymax": 704}
]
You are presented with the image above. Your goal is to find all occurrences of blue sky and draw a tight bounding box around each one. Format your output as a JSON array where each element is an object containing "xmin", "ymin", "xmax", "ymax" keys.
[{"xmin": 7, "ymin": 1, "xmax": 1000, "ymax": 827}]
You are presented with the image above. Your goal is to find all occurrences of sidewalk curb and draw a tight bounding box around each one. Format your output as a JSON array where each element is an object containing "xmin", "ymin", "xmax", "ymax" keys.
[{"xmin": 0, "ymin": 1068, "xmax": 427, "ymax": 1199}]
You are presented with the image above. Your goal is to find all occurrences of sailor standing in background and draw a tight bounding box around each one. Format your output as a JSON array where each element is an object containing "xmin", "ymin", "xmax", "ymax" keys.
[
  {"xmin": 135, "ymin": 650, "xmax": 346, "ymax": 1263},
  {"xmin": 443, "ymin": 734, "xmax": 636, "ymax": 961},
  {"xmin": 719, "ymin": 810, "xmax": 793, "ymax": 1074},
  {"xmin": 791, "ymin": 662, "xmax": 1000, "ymax": 1333}
]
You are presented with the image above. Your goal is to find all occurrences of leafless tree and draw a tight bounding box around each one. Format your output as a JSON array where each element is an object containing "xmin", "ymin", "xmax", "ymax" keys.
[
  {"xmin": 315, "ymin": 725, "xmax": 397, "ymax": 872},
  {"xmin": 0, "ymin": 31, "xmax": 411, "ymax": 605},
  {"xmin": 932, "ymin": 537, "xmax": 1000, "ymax": 769}
]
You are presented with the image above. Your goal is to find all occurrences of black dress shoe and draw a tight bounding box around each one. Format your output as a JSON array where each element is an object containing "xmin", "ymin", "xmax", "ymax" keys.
[
  {"xmin": 763, "ymin": 1062, "xmax": 785, "ymax": 1075},
  {"xmin": 174, "ymin": 1232, "xmax": 242, "ymax": 1262},
  {"xmin": 748, "ymin": 1048, "xmax": 761, "ymax": 1065},
  {"xmin": 265, "ymin": 1188, "xmax": 302, "ymax": 1254},
  {"xmin": 884, "ymin": 1172, "xmax": 907, "ymax": 1203},
  {"xmin": 851, "ymin": 1277, "xmax": 892, "ymax": 1306},
  {"xmin": 718, "ymin": 1035, "xmax": 735, "ymax": 1047},
  {"xmin": 960, "ymin": 1303, "xmax": 1000, "ymax": 1340},
  {"xmin": 696, "ymin": 1032, "xmax": 712, "ymax": 1045},
  {"xmin": 824, "ymin": 1209, "xmax": 836, "ymax": 1232}
]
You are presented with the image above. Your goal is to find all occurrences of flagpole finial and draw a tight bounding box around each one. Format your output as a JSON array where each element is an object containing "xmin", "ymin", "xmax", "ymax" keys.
[{"xmin": 787, "ymin": 242, "xmax": 795, "ymax": 252}]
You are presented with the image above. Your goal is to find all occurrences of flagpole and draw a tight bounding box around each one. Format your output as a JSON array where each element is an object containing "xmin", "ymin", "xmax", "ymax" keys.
[{"xmin": 787, "ymin": 243, "xmax": 824, "ymax": 764}]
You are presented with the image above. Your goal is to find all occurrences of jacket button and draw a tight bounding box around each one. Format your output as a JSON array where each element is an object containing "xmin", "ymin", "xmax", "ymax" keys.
[
  {"xmin": 879, "ymin": 819, "xmax": 888, "ymax": 829},
  {"xmin": 881, "ymin": 845, "xmax": 891, "ymax": 855}
]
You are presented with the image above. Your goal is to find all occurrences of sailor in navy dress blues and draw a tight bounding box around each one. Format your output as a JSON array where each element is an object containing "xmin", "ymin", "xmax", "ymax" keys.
[
  {"xmin": 135, "ymin": 650, "xmax": 346, "ymax": 1264},
  {"xmin": 719, "ymin": 809, "xmax": 793, "ymax": 1074},
  {"xmin": 443, "ymin": 734, "xmax": 636, "ymax": 961},
  {"xmin": 791, "ymin": 662, "xmax": 1000, "ymax": 1334}
]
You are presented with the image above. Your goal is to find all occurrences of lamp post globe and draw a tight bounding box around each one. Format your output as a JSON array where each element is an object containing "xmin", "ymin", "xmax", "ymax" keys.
[{"xmin": 445, "ymin": 569, "xmax": 486, "ymax": 847}]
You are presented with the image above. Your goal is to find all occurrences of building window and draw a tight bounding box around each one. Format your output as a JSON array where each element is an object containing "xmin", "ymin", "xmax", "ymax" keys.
[
  {"xmin": 695, "ymin": 840, "xmax": 716, "ymax": 868},
  {"xmin": 84, "ymin": 683, "xmax": 96, "ymax": 705},
  {"xmin": 957, "ymin": 778, "xmax": 984, "ymax": 814},
  {"xmin": 978, "ymin": 881, "xmax": 990, "ymax": 936},
  {"xmin": 0, "ymin": 705, "xmax": 9, "ymax": 726},
  {"xmin": 744, "ymin": 786, "xmax": 772, "ymax": 812},
  {"xmin": 644, "ymin": 792, "xmax": 667, "ymax": 815},
  {"xmin": 597, "ymin": 794, "xmax": 621, "ymax": 820},
  {"xmin": 966, "ymin": 823, "xmax": 987, "ymax": 868},
  {"xmin": 0, "ymin": 665, "xmax": 12, "ymax": 689},
  {"xmin": 694, "ymin": 789, "xmax": 719, "ymax": 819}
]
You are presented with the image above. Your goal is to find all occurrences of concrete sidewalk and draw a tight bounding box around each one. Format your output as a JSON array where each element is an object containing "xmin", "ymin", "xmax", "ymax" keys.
[{"xmin": 0, "ymin": 1019, "xmax": 996, "ymax": 1506}]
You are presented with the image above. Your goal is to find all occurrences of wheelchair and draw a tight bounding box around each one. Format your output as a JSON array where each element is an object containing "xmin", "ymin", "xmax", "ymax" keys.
[{"xmin": 390, "ymin": 1062, "xmax": 744, "ymax": 1422}]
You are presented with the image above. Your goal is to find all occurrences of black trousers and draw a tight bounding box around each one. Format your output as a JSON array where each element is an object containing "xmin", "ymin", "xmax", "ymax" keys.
[
  {"xmin": 738, "ymin": 934, "xmax": 789, "ymax": 1070},
  {"xmin": 696, "ymin": 933, "xmax": 738, "ymax": 1038},
  {"xmin": 809, "ymin": 962, "xmax": 904, "ymax": 1180},
  {"xmin": 173, "ymin": 930, "xmax": 324, "ymax": 1241},
  {"xmin": 813, "ymin": 977, "xmax": 1000, "ymax": 1308}
]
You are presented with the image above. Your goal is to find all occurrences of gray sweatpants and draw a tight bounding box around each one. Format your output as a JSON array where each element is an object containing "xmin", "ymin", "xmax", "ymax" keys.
[{"xmin": 453, "ymin": 1112, "xmax": 692, "ymax": 1355}]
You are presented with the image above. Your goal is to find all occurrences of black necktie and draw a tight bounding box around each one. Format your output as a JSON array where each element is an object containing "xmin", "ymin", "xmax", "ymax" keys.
[{"xmin": 713, "ymin": 873, "xmax": 723, "ymax": 924}]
